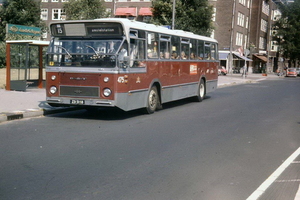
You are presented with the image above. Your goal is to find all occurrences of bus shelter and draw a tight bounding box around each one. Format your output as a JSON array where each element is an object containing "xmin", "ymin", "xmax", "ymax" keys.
[{"xmin": 6, "ymin": 40, "xmax": 49, "ymax": 91}]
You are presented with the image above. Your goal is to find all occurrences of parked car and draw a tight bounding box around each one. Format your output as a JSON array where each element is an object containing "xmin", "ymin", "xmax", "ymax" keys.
[
  {"xmin": 218, "ymin": 66, "xmax": 227, "ymax": 76},
  {"xmin": 296, "ymin": 68, "xmax": 300, "ymax": 76},
  {"xmin": 286, "ymin": 68, "xmax": 297, "ymax": 77}
]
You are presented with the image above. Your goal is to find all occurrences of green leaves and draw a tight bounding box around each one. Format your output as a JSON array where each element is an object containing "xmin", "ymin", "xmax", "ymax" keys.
[
  {"xmin": 63, "ymin": 0, "xmax": 108, "ymax": 20},
  {"xmin": 0, "ymin": 0, "xmax": 46, "ymax": 41},
  {"xmin": 151, "ymin": 0, "xmax": 213, "ymax": 36},
  {"xmin": 274, "ymin": 1, "xmax": 300, "ymax": 61}
]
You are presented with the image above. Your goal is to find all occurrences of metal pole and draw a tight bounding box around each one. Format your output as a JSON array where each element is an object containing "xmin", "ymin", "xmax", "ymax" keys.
[
  {"xmin": 172, "ymin": 0, "xmax": 176, "ymax": 30},
  {"xmin": 229, "ymin": 0, "xmax": 236, "ymax": 74}
]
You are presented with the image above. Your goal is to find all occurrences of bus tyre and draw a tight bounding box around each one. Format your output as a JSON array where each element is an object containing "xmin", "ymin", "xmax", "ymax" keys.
[
  {"xmin": 145, "ymin": 86, "xmax": 158, "ymax": 114},
  {"xmin": 195, "ymin": 79, "xmax": 206, "ymax": 102}
]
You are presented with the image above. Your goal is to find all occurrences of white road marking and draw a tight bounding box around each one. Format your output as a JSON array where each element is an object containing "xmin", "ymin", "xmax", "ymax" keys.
[
  {"xmin": 246, "ymin": 147, "xmax": 300, "ymax": 200},
  {"xmin": 275, "ymin": 179, "xmax": 300, "ymax": 183},
  {"xmin": 294, "ymin": 184, "xmax": 300, "ymax": 200}
]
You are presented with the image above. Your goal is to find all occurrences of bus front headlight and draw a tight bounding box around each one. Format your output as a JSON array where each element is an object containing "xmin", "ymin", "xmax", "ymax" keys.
[
  {"xmin": 51, "ymin": 75, "xmax": 56, "ymax": 80},
  {"xmin": 50, "ymin": 86, "xmax": 57, "ymax": 94},
  {"xmin": 103, "ymin": 77, "xmax": 109, "ymax": 83},
  {"xmin": 103, "ymin": 88, "xmax": 112, "ymax": 97}
]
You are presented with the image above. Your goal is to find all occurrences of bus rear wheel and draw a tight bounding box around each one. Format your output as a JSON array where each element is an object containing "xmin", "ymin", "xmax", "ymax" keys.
[
  {"xmin": 145, "ymin": 86, "xmax": 158, "ymax": 114},
  {"xmin": 194, "ymin": 79, "xmax": 206, "ymax": 102}
]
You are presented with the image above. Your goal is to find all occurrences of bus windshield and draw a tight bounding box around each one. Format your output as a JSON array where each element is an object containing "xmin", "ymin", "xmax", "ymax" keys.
[{"xmin": 47, "ymin": 38, "xmax": 124, "ymax": 68}]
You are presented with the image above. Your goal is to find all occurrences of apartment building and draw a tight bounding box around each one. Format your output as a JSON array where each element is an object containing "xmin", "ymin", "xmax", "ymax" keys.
[
  {"xmin": 211, "ymin": 0, "xmax": 282, "ymax": 73},
  {"xmin": 210, "ymin": 0, "xmax": 253, "ymax": 73}
]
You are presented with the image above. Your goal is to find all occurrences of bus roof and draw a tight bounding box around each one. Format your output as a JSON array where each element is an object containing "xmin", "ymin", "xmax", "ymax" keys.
[{"xmin": 50, "ymin": 18, "xmax": 218, "ymax": 44}]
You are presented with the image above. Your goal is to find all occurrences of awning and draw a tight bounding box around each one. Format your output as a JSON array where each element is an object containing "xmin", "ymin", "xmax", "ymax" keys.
[
  {"xmin": 253, "ymin": 54, "xmax": 268, "ymax": 62},
  {"xmin": 219, "ymin": 52, "xmax": 229, "ymax": 60},
  {"xmin": 115, "ymin": 7, "xmax": 137, "ymax": 16},
  {"xmin": 233, "ymin": 52, "xmax": 252, "ymax": 61},
  {"xmin": 138, "ymin": 7, "xmax": 152, "ymax": 16},
  {"xmin": 219, "ymin": 51, "xmax": 252, "ymax": 61}
]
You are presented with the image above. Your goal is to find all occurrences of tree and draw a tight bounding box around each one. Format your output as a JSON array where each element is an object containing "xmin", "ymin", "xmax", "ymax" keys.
[
  {"xmin": 151, "ymin": 0, "xmax": 214, "ymax": 36},
  {"xmin": 0, "ymin": 0, "xmax": 46, "ymax": 41},
  {"xmin": 63, "ymin": 0, "xmax": 108, "ymax": 20},
  {"xmin": 0, "ymin": 0, "xmax": 46, "ymax": 68},
  {"xmin": 273, "ymin": 1, "xmax": 300, "ymax": 67}
]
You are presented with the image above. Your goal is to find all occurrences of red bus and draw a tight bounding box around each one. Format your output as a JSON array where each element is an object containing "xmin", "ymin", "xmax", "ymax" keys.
[{"xmin": 46, "ymin": 18, "xmax": 219, "ymax": 113}]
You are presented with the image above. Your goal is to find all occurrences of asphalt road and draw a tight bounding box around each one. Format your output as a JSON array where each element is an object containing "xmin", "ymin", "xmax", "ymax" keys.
[{"xmin": 0, "ymin": 78, "xmax": 299, "ymax": 200}]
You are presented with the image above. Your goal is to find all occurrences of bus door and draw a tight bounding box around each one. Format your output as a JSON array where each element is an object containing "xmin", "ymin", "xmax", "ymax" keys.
[{"xmin": 127, "ymin": 36, "xmax": 147, "ymax": 90}]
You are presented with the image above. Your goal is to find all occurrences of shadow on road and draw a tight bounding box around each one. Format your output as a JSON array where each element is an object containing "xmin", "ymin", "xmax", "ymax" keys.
[{"xmin": 45, "ymin": 96, "xmax": 212, "ymax": 121}]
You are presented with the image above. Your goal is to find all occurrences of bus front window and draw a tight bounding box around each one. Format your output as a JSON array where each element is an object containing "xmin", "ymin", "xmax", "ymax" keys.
[{"xmin": 47, "ymin": 38, "xmax": 123, "ymax": 68}]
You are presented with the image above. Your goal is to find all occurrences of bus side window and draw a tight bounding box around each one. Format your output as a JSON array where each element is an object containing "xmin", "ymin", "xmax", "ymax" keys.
[
  {"xmin": 211, "ymin": 43, "xmax": 217, "ymax": 60},
  {"xmin": 147, "ymin": 32, "xmax": 159, "ymax": 59},
  {"xmin": 190, "ymin": 39, "xmax": 197, "ymax": 60},
  {"xmin": 181, "ymin": 38, "xmax": 190, "ymax": 60},
  {"xmin": 205, "ymin": 42, "xmax": 212, "ymax": 60},
  {"xmin": 171, "ymin": 35, "xmax": 180, "ymax": 59},
  {"xmin": 130, "ymin": 39, "xmax": 146, "ymax": 68},
  {"xmin": 160, "ymin": 35, "xmax": 171, "ymax": 60},
  {"xmin": 197, "ymin": 40, "xmax": 204, "ymax": 60}
]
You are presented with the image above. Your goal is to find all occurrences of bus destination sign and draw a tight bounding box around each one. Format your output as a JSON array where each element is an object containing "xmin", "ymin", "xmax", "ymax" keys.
[{"xmin": 86, "ymin": 23, "xmax": 122, "ymax": 36}]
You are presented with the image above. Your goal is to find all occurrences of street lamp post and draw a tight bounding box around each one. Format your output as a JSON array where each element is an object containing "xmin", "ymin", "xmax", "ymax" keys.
[{"xmin": 172, "ymin": 0, "xmax": 175, "ymax": 30}]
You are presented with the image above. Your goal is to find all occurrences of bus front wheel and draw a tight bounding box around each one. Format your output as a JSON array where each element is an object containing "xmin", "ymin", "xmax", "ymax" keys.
[
  {"xmin": 145, "ymin": 86, "xmax": 158, "ymax": 114},
  {"xmin": 195, "ymin": 79, "xmax": 206, "ymax": 102}
]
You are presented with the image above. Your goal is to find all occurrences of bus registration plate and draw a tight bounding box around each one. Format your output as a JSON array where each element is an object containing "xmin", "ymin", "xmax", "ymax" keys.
[{"xmin": 70, "ymin": 99, "xmax": 85, "ymax": 105}]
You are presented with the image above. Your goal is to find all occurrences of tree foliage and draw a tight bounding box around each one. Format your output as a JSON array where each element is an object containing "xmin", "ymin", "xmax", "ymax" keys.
[
  {"xmin": 273, "ymin": 1, "xmax": 300, "ymax": 64},
  {"xmin": 63, "ymin": 0, "xmax": 108, "ymax": 20},
  {"xmin": 151, "ymin": 0, "xmax": 214, "ymax": 36},
  {"xmin": 0, "ymin": 0, "xmax": 46, "ymax": 41},
  {"xmin": 0, "ymin": 0, "xmax": 46, "ymax": 68}
]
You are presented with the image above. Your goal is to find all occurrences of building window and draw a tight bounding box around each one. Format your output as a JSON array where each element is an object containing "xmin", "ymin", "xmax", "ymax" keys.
[
  {"xmin": 271, "ymin": 41, "xmax": 278, "ymax": 51},
  {"xmin": 51, "ymin": 0, "xmax": 58, "ymax": 2},
  {"xmin": 106, "ymin": 8, "xmax": 112, "ymax": 17},
  {"xmin": 104, "ymin": 0, "xmax": 112, "ymax": 1},
  {"xmin": 262, "ymin": 1, "xmax": 270, "ymax": 16},
  {"xmin": 237, "ymin": 12, "xmax": 244, "ymax": 27},
  {"xmin": 41, "ymin": 0, "xmax": 48, "ymax": 2},
  {"xmin": 259, "ymin": 37, "xmax": 267, "ymax": 49},
  {"xmin": 239, "ymin": 0, "xmax": 246, "ymax": 6},
  {"xmin": 42, "ymin": 32, "xmax": 47, "ymax": 39},
  {"xmin": 52, "ymin": 9, "xmax": 66, "ymax": 20},
  {"xmin": 41, "ymin": 9, "xmax": 48, "ymax": 20},
  {"xmin": 61, "ymin": 0, "xmax": 68, "ymax": 2},
  {"xmin": 261, "ymin": 19, "xmax": 267, "ymax": 32},
  {"xmin": 143, "ymin": 16, "xmax": 151, "ymax": 23},
  {"xmin": 272, "ymin": 10, "xmax": 281, "ymax": 21},
  {"xmin": 212, "ymin": 7, "xmax": 216, "ymax": 22},
  {"xmin": 236, "ymin": 32, "xmax": 243, "ymax": 46}
]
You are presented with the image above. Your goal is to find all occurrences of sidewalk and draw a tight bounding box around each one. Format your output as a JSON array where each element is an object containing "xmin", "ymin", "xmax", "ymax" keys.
[
  {"xmin": 217, "ymin": 72, "xmax": 282, "ymax": 88},
  {"xmin": 0, "ymin": 73, "xmax": 283, "ymax": 123}
]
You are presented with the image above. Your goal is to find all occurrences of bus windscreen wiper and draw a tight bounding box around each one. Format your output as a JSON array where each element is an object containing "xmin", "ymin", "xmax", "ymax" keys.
[
  {"xmin": 85, "ymin": 45, "xmax": 100, "ymax": 57},
  {"xmin": 56, "ymin": 46, "xmax": 72, "ymax": 58}
]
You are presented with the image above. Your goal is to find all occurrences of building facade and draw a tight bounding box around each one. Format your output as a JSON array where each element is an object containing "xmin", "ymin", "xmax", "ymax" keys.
[{"xmin": 210, "ymin": 0, "xmax": 283, "ymax": 73}]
